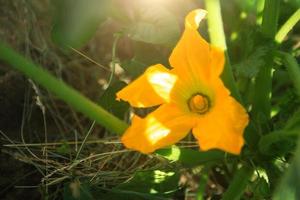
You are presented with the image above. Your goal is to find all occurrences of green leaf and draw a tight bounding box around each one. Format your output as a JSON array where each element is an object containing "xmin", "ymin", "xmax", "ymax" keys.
[
  {"xmin": 100, "ymin": 170, "xmax": 180, "ymax": 200},
  {"xmin": 234, "ymin": 46, "xmax": 269, "ymax": 78},
  {"xmin": 98, "ymin": 81, "xmax": 129, "ymax": 119},
  {"xmin": 156, "ymin": 146, "xmax": 226, "ymax": 167},
  {"xmin": 118, "ymin": 170, "xmax": 179, "ymax": 193},
  {"xmin": 222, "ymin": 165, "xmax": 253, "ymax": 200},
  {"xmin": 126, "ymin": 5, "xmax": 180, "ymax": 45},
  {"xmin": 259, "ymin": 110, "xmax": 300, "ymax": 155},
  {"xmin": 52, "ymin": 0, "xmax": 110, "ymax": 49},
  {"xmin": 284, "ymin": 109, "xmax": 300, "ymax": 131},
  {"xmin": 273, "ymin": 137, "xmax": 300, "ymax": 200},
  {"xmin": 259, "ymin": 130, "xmax": 298, "ymax": 156},
  {"xmin": 121, "ymin": 58, "xmax": 148, "ymax": 79},
  {"xmin": 252, "ymin": 177, "xmax": 271, "ymax": 199}
]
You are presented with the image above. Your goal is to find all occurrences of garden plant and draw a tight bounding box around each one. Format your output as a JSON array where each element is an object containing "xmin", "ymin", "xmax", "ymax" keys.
[{"xmin": 1, "ymin": 0, "xmax": 300, "ymax": 199}]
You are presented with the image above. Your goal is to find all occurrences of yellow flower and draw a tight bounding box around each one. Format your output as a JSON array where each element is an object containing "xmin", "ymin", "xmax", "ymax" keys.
[{"xmin": 116, "ymin": 9, "xmax": 249, "ymax": 155}]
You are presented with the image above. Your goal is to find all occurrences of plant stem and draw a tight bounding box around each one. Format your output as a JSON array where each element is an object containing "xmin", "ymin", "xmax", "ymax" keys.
[
  {"xmin": 252, "ymin": 0, "xmax": 280, "ymax": 124},
  {"xmin": 204, "ymin": 0, "xmax": 241, "ymax": 101},
  {"xmin": 276, "ymin": 8, "xmax": 300, "ymax": 43},
  {"xmin": 204, "ymin": 0, "xmax": 226, "ymax": 49},
  {"xmin": 0, "ymin": 41, "xmax": 128, "ymax": 135},
  {"xmin": 221, "ymin": 165, "xmax": 253, "ymax": 200},
  {"xmin": 256, "ymin": 0, "xmax": 265, "ymax": 25},
  {"xmin": 277, "ymin": 51, "xmax": 300, "ymax": 98},
  {"xmin": 197, "ymin": 170, "xmax": 209, "ymax": 200},
  {"xmin": 107, "ymin": 33, "xmax": 121, "ymax": 88},
  {"xmin": 261, "ymin": 0, "xmax": 280, "ymax": 39}
]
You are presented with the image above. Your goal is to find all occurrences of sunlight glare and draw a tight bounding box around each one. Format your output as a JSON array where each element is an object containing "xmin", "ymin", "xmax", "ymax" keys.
[
  {"xmin": 147, "ymin": 116, "xmax": 170, "ymax": 145},
  {"xmin": 148, "ymin": 72, "xmax": 177, "ymax": 102}
]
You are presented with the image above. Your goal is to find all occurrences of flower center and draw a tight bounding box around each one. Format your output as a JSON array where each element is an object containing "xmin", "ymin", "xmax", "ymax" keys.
[{"xmin": 188, "ymin": 93, "xmax": 210, "ymax": 114}]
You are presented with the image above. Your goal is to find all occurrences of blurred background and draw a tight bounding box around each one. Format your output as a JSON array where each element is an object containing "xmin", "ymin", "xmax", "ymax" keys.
[{"xmin": 0, "ymin": 0, "xmax": 299, "ymax": 199}]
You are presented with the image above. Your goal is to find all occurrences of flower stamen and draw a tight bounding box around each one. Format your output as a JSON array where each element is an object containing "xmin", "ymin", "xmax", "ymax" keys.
[{"xmin": 188, "ymin": 93, "xmax": 210, "ymax": 114}]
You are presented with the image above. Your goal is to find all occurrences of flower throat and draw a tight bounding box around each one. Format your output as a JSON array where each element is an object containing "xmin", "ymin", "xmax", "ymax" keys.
[{"xmin": 188, "ymin": 93, "xmax": 210, "ymax": 114}]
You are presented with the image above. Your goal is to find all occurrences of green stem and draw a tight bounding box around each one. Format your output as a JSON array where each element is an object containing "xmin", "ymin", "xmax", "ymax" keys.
[
  {"xmin": 256, "ymin": 0, "xmax": 265, "ymax": 25},
  {"xmin": 276, "ymin": 8, "xmax": 300, "ymax": 43},
  {"xmin": 277, "ymin": 51, "xmax": 300, "ymax": 98},
  {"xmin": 197, "ymin": 170, "xmax": 209, "ymax": 200},
  {"xmin": 261, "ymin": 0, "xmax": 280, "ymax": 39},
  {"xmin": 252, "ymin": 0, "xmax": 280, "ymax": 123},
  {"xmin": 107, "ymin": 33, "xmax": 121, "ymax": 88},
  {"xmin": 221, "ymin": 165, "xmax": 254, "ymax": 200},
  {"xmin": 204, "ymin": 0, "xmax": 241, "ymax": 102},
  {"xmin": 0, "ymin": 42, "xmax": 128, "ymax": 134},
  {"xmin": 204, "ymin": 0, "xmax": 226, "ymax": 49}
]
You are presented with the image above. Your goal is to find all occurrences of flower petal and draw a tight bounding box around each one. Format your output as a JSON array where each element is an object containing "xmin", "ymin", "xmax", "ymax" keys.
[
  {"xmin": 192, "ymin": 80, "xmax": 249, "ymax": 154},
  {"xmin": 169, "ymin": 9, "xmax": 224, "ymax": 83},
  {"xmin": 122, "ymin": 104, "xmax": 195, "ymax": 153},
  {"xmin": 116, "ymin": 64, "xmax": 177, "ymax": 107},
  {"xmin": 210, "ymin": 46, "xmax": 225, "ymax": 77}
]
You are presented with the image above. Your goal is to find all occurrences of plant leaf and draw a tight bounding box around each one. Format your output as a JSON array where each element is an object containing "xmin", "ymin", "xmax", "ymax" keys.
[
  {"xmin": 52, "ymin": 0, "xmax": 110, "ymax": 49},
  {"xmin": 98, "ymin": 81, "xmax": 129, "ymax": 119},
  {"xmin": 156, "ymin": 146, "xmax": 226, "ymax": 167},
  {"xmin": 126, "ymin": 5, "xmax": 180, "ymax": 45}
]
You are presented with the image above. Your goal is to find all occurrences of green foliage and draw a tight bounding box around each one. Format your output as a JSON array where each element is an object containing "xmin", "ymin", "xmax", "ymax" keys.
[
  {"xmin": 121, "ymin": 58, "xmax": 148, "ymax": 78},
  {"xmin": 99, "ymin": 81, "xmax": 129, "ymax": 119},
  {"xmin": 222, "ymin": 165, "xmax": 254, "ymax": 200},
  {"xmin": 273, "ymin": 138, "xmax": 300, "ymax": 200},
  {"xmin": 99, "ymin": 170, "xmax": 180, "ymax": 200},
  {"xmin": 252, "ymin": 177, "xmax": 271, "ymax": 199},
  {"xmin": 156, "ymin": 146, "xmax": 226, "ymax": 167},
  {"xmin": 126, "ymin": 5, "xmax": 180, "ymax": 45},
  {"xmin": 64, "ymin": 171, "xmax": 179, "ymax": 200},
  {"xmin": 52, "ymin": 0, "xmax": 110, "ymax": 49},
  {"xmin": 234, "ymin": 46, "xmax": 269, "ymax": 78}
]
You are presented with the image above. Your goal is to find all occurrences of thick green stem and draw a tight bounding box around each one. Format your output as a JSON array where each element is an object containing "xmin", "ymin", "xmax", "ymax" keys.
[
  {"xmin": 221, "ymin": 165, "xmax": 254, "ymax": 200},
  {"xmin": 204, "ymin": 0, "xmax": 241, "ymax": 101},
  {"xmin": 261, "ymin": 0, "xmax": 280, "ymax": 39},
  {"xmin": 276, "ymin": 9, "xmax": 300, "ymax": 43},
  {"xmin": 0, "ymin": 42, "xmax": 128, "ymax": 134},
  {"xmin": 204, "ymin": 0, "xmax": 226, "ymax": 49},
  {"xmin": 252, "ymin": 0, "xmax": 280, "ymax": 123},
  {"xmin": 256, "ymin": 0, "xmax": 265, "ymax": 25}
]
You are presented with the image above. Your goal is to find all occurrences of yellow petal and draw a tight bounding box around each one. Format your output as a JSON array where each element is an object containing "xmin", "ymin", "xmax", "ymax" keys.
[
  {"xmin": 116, "ymin": 64, "xmax": 177, "ymax": 107},
  {"xmin": 121, "ymin": 104, "xmax": 195, "ymax": 153},
  {"xmin": 169, "ymin": 9, "xmax": 224, "ymax": 83},
  {"xmin": 210, "ymin": 46, "xmax": 225, "ymax": 77},
  {"xmin": 192, "ymin": 79, "xmax": 249, "ymax": 154}
]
